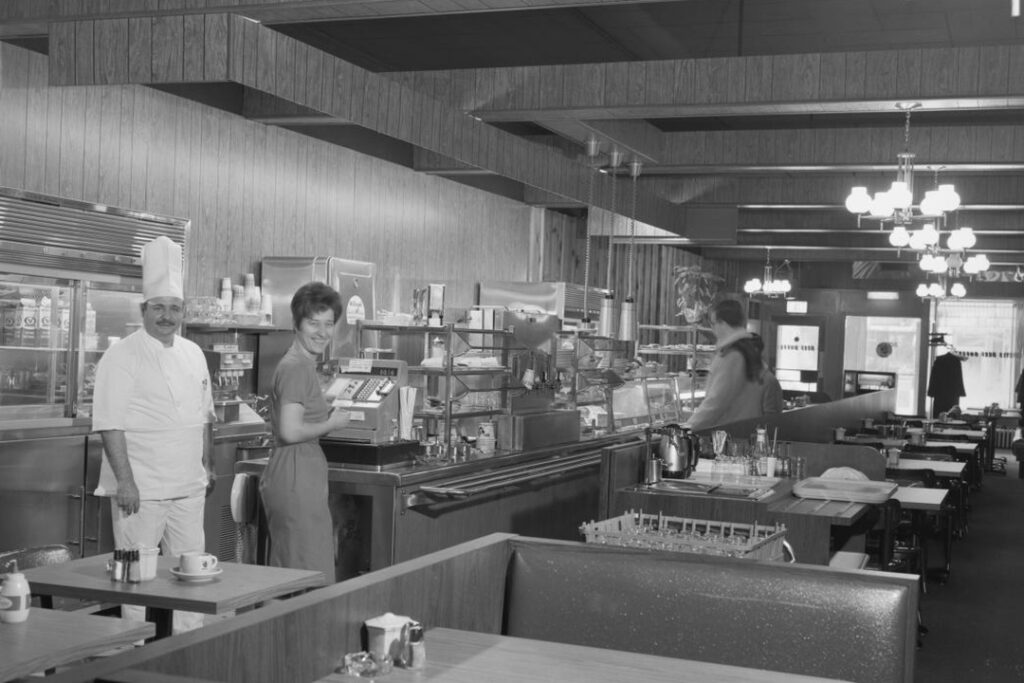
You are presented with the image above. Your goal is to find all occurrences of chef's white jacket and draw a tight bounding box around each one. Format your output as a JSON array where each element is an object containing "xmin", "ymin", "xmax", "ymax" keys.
[{"xmin": 92, "ymin": 329, "xmax": 215, "ymax": 500}]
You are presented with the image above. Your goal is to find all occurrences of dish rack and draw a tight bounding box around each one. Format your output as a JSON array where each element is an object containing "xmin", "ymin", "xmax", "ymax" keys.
[{"xmin": 580, "ymin": 510, "xmax": 788, "ymax": 561}]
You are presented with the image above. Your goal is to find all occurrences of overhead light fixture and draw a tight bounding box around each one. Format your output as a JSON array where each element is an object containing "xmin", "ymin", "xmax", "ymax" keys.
[
  {"xmin": 744, "ymin": 248, "xmax": 793, "ymax": 298},
  {"xmin": 867, "ymin": 291, "xmax": 900, "ymax": 301},
  {"xmin": 916, "ymin": 278, "xmax": 967, "ymax": 300},
  {"xmin": 845, "ymin": 103, "xmax": 960, "ymax": 226}
]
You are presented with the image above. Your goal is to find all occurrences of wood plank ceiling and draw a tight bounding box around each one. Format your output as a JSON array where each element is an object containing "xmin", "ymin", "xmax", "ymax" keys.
[{"xmin": 2, "ymin": 0, "xmax": 1024, "ymax": 278}]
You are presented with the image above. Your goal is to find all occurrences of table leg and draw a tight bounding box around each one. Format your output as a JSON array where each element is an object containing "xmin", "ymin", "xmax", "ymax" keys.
[{"xmin": 148, "ymin": 608, "xmax": 174, "ymax": 640}]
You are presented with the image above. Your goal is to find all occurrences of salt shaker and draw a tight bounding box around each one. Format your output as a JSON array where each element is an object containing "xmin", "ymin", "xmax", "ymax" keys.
[{"xmin": 406, "ymin": 622, "xmax": 426, "ymax": 670}]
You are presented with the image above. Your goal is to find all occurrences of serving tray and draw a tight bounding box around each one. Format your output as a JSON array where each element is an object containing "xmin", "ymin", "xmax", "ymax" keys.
[{"xmin": 792, "ymin": 477, "xmax": 897, "ymax": 504}]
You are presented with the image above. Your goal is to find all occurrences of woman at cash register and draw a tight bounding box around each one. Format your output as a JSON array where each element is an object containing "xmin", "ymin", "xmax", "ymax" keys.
[{"xmin": 259, "ymin": 282, "xmax": 351, "ymax": 581}]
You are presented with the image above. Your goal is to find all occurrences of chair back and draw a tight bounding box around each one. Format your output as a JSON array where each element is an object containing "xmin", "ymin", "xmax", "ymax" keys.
[{"xmin": 0, "ymin": 544, "xmax": 73, "ymax": 573}]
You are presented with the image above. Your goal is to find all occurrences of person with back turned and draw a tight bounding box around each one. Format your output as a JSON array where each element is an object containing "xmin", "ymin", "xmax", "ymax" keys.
[
  {"xmin": 683, "ymin": 299, "xmax": 765, "ymax": 431},
  {"xmin": 751, "ymin": 333, "xmax": 784, "ymax": 415},
  {"xmin": 259, "ymin": 282, "xmax": 352, "ymax": 581},
  {"xmin": 92, "ymin": 236, "xmax": 215, "ymax": 633}
]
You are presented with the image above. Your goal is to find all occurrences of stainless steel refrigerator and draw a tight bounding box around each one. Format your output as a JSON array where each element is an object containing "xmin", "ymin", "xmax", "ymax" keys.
[{"xmin": 257, "ymin": 257, "xmax": 376, "ymax": 395}]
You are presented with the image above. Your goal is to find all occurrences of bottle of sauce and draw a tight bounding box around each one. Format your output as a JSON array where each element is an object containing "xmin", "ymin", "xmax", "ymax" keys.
[{"xmin": 0, "ymin": 562, "xmax": 31, "ymax": 623}]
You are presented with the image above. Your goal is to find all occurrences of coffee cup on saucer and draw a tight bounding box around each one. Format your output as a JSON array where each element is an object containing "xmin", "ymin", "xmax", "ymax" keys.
[{"xmin": 180, "ymin": 552, "xmax": 218, "ymax": 573}]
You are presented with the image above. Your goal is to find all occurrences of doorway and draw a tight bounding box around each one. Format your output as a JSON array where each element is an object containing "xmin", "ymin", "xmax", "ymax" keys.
[{"xmin": 843, "ymin": 316, "xmax": 921, "ymax": 416}]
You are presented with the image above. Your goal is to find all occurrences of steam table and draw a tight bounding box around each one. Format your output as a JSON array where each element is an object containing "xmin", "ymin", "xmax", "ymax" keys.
[{"xmin": 23, "ymin": 554, "xmax": 325, "ymax": 639}]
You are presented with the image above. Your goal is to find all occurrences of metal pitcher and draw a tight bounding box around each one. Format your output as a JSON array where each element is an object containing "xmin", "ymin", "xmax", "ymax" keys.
[{"xmin": 657, "ymin": 424, "xmax": 699, "ymax": 479}]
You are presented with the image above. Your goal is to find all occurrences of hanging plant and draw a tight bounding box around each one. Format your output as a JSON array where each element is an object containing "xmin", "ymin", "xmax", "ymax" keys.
[{"xmin": 672, "ymin": 265, "xmax": 724, "ymax": 324}]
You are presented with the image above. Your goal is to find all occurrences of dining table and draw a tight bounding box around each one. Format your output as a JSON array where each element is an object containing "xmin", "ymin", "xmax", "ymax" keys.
[
  {"xmin": 893, "ymin": 486, "xmax": 953, "ymax": 582},
  {"xmin": 0, "ymin": 606, "xmax": 153, "ymax": 681},
  {"xmin": 22, "ymin": 554, "xmax": 325, "ymax": 640},
  {"xmin": 316, "ymin": 627, "xmax": 851, "ymax": 682}
]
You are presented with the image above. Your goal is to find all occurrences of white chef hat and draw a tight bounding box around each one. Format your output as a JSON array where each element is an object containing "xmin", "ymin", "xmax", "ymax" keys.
[{"xmin": 142, "ymin": 236, "xmax": 184, "ymax": 301}]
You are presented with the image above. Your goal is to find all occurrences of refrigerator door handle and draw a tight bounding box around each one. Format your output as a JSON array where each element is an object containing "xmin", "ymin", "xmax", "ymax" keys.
[{"xmin": 66, "ymin": 485, "xmax": 86, "ymax": 554}]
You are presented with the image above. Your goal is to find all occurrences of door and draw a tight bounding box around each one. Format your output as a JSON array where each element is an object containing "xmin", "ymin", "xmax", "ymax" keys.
[
  {"xmin": 0, "ymin": 435, "xmax": 87, "ymax": 555},
  {"xmin": 774, "ymin": 323, "xmax": 822, "ymax": 393}
]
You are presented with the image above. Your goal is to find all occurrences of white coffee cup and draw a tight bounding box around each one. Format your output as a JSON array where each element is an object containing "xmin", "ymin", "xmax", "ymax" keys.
[{"xmin": 180, "ymin": 552, "xmax": 218, "ymax": 573}]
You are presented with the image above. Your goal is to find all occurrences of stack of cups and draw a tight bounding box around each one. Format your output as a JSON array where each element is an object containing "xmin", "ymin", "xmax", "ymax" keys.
[{"xmin": 476, "ymin": 421, "xmax": 496, "ymax": 456}]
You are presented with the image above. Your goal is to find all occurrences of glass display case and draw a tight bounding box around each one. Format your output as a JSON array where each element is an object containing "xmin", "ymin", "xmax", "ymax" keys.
[
  {"xmin": 0, "ymin": 275, "xmax": 73, "ymax": 419},
  {"xmin": 0, "ymin": 273, "xmax": 142, "ymax": 421}
]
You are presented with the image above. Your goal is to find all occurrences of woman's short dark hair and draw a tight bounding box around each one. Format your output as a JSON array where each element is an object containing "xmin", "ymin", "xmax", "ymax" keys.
[
  {"xmin": 290, "ymin": 281, "xmax": 343, "ymax": 329},
  {"xmin": 712, "ymin": 299, "xmax": 746, "ymax": 328}
]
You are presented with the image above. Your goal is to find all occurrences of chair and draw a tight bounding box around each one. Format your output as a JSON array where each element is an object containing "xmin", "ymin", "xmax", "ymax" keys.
[
  {"xmin": 865, "ymin": 497, "xmax": 928, "ymax": 645},
  {"xmin": 0, "ymin": 544, "xmax": 73, "ymax": 573}
]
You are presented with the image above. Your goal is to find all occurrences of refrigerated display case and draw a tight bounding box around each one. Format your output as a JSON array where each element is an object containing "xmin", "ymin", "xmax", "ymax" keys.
[{"xmin": 0, "ymin": 186, "xmax": 188, "ymax": 557}]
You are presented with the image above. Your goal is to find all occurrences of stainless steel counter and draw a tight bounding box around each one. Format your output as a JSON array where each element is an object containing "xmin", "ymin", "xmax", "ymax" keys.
[{"xmin": 235, "ymin": 431, "xmax": 645, "ymax": 579}]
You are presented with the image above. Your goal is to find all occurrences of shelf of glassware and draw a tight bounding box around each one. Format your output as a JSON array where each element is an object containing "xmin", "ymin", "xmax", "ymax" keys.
[
  {"xmin": 358, "ymin": 322, "xmax": 522, "ymax": 450},
  {"xmin": 555, "ymin": 332, "xmax": 635, "ymax": 437},
  {"xmin": 637, "ymin": 324, "xmax": 713, "ymax": 409}
]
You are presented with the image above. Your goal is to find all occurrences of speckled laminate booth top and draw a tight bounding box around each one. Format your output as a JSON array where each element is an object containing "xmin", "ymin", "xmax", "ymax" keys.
[{"xmin": 504, "ymin": 541, "xmax": 915, "ymax": 683}]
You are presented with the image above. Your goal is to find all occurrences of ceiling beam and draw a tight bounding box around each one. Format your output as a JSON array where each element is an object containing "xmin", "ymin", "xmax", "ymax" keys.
[
  {"xmin": 396, "ymin": 46, "xmax": 1024, "ymax": 123},
  {"xmin": 46, "ymin": 13, "xmax": 707, "ymax": 236},
  {"xmin": 0, "ymin": 0, "xmax": 679, "ymax": 37}
]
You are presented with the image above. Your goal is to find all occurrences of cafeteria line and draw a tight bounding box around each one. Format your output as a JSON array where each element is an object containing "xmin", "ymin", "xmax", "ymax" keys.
[{"xmin": 2, "ymin": 1, "xmax": 1024, "ymax": 679}]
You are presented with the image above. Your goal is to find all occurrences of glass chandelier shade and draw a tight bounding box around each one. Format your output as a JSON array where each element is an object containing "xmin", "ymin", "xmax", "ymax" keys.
[
  {"xmin": 744, "ymin": 251, "xmax": 792, "ymax": 297},
  {"xmin": 889, "ymin": 225, "xmax": 911, "ymax": 248},
  {"xmin": 845, "ymin": 187, "xmax": 871, "ymax": 214}
]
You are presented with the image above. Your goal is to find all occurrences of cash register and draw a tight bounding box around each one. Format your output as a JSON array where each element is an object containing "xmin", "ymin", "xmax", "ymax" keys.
[{"xmin": 320, "ymin": 358, "xmax": 418, "ymax": 468}]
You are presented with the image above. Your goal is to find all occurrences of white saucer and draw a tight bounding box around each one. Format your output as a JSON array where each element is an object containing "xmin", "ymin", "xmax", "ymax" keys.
[{"xmin": 170, "ymin": 566, "xmax": 223, "ymax": 582}]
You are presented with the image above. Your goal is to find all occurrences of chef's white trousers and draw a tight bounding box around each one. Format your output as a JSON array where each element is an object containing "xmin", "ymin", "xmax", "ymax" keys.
[{"xmin": 110, "ymin": 492, "xmax": 206, "ymax": 633}]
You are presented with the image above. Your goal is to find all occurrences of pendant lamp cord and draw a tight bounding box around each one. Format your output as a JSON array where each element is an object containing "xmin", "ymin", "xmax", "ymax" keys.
[
  {"xmin": 581, "ymin": 140, "xmax": 600, "ymax": 322},
  {"xmin": 627, "ymin": 160, "xmax": 641, "ymax": 299},
  {"xmin": 604, "ymin": 164, "xmax": 618, "ymax": 291}
]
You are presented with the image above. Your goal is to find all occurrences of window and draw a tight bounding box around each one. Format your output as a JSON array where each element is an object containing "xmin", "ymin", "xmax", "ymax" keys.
[{"xmin": 933, "ymin": 300, "xmax": 1020, "ymax": 409}]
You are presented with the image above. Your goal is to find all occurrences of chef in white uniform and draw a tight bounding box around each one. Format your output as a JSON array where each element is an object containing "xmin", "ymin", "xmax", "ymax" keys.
[{"xmin": 93, "ymin": 235, "xmax": 215, "ymax": 633}]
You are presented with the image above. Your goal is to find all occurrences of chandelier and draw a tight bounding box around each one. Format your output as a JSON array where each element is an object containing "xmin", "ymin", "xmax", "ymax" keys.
[
  {"xmin": 916, "ymin": 279, "xmax": 966, "ymax": 300},
  {"xmin": 895, "ymin": 222, "xmax": 991, "ymax": 278},
  {"xmin": 744, "ymin": 249, "xmax": 792, "ymax": 298},
  {"xmin": 845, "ymin": 103, "xmax": 962, "ymax": 226}
]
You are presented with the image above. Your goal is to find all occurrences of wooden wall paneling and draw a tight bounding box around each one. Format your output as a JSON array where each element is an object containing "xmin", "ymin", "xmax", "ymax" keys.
[
  {"xmin": 694, "ymin": 58, "xmax": 730, "ymax": 104},
  {"xmin": 895, "ymin": 49, "xmax": 922, "ymax": 99},
  {"xmin": 303, "ymin": 43, "xmax": 323, "ymax": 113},
  {"xmin": 150, "ymin": 15, "xmax": 184, "ymax": 83},
  {"xmin": 42, "ymin": 77, "xmax": 63, "ymax": 198},
  {"xmin": 182, "ymin": 13, "xmax": 205, "ymax": 82},
  {"xmin": 739, "ymin": 55, "xmax": 768, "ymax": 103},
  {"xmin": 918, "ymin": 48, "xmax": 955, "ymax": 97},
  {"xmin": 73, "ymin": 20, "xmax": 94, "ymax": 87},
  {"xmin": 147, "ymin": 89, "xmax": 176, "ymax": 215},
  {"xmin": 95, "ymin": 86, "xmax": 121, "ymax": 204},
  {"xmin": 195, "ymin": 107, "xmax": 218, "ymax": 285},
  {"xmin": 94, "ymin": 18, "xmax": 129, "ymax": 85},
  {"xmin": 204, "ymin": 13, "xmax": 229, "ymax": 82},
  {"xmin": 1010, "ymin": 46, "xmax": 1024, "ymax": 93},
  {"xmin": 127, "ymin": 17, "xmax": 152, "ymax": 84},
  {"xmin": 862, "ymin": 50, "xmax": 899, "ymax": 99},
  {"xmin": 58, "ymin": 86, "xmax": 86, "ymax": 201},
  {"xmin": 275, "ymin": 29, "xmax": 295, "ymax": 104},
  {"xmin": 771, "ymin": 54, "xmax": 818, "ymax": 102},
  {"xmin": 215, "ymin": 113, "xmax": 235, "ymax": 286},
  {"xmin": 254, "ymin": 18, "xmax": 275, "ymax": 94},
  {"xmin": 603, "ymin": 62, "xmax": 629, "ymax": 108},
  {"xmin": 47, "ymin": 22, "xmax": 75, "ymax": 87},
  {"xmin": 129, "ymin": 87, "xmax": 152, "ymax": 210},
  {"xmin": 237, "ymin": 15, "xmax": 258, "ymax": 87},
  {"xmin": 0, "ymin": 46, "xmax": 30, "ymax": 187}
]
